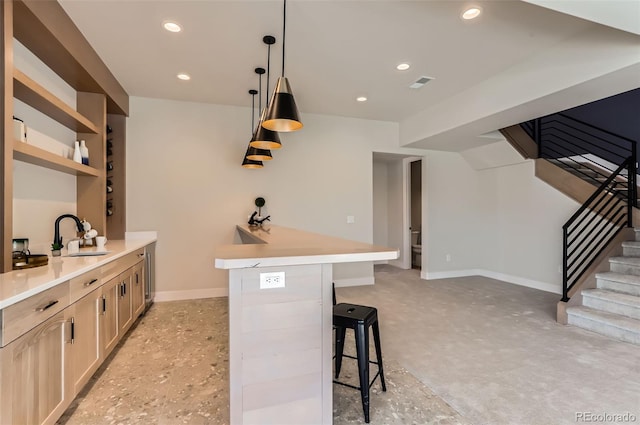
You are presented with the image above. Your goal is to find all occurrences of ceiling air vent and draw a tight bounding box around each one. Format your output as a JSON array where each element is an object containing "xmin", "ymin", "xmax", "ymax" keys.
[{"xmin": 409, "ymin": 76, "xmax": 434, "ymax": 89}]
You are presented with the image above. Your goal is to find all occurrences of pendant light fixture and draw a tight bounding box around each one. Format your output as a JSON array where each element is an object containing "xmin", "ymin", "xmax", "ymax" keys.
[
  {"xmin": 262, "ymin": 0, "xmax": 302, "ymax": 132},
  {"xmin": 242, "ymin": 90, "xmax": 264, "ymax": 169},
  {"xmin": 245, "ymin": 88, "xmax": 273, "ymax": 161},
  {"xmin": 250, "ymin": 37, "xmax": 282, "ymax": 150}
]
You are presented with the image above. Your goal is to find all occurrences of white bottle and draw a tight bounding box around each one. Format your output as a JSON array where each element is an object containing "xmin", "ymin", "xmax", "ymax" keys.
[
  {"xmin": 73, "ymin": 141, "xmax": 82, "ymax": 163},
  {"xmin": 80, "ymin": 140, "xmax": 89, "ymax": 165}
]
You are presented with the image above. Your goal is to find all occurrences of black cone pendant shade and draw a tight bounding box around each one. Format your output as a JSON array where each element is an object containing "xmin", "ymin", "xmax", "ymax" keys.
[
  {"xmin": 262, "ymin": 0, "xmax": 302, "ymax": 132},
  {"xmin": 242, "ymin": 89, "xmax": 265, "ymax": 168},
  {"xmin": 263, "ymin": 77, "xmax": 302, "ymax": 132},
  {"xmin": 246, "ymin": 145, "xmax": 272, "ymax": 161},
  {"xmin": 245, "ymin": 89, "xmax": 273, "ymax": 161},
  {"xmin": 251, "ymin": 108, "xmax": 281, "ymax": 150},
  {"xmin": 242, "ymin": 151, "xmax": 263, "ymax": 169}
]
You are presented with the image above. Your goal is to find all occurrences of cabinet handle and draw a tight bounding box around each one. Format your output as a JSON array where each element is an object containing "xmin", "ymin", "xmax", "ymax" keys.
[
  {"xmin": 123, "ymin": 282, "xmax": 127, "ymax": 295},
  {"xmin": 135, "ymin": 273, "xmax": 139, "ymax": 284},
  {"xmin": 102, "ymin": 295, "xmax": 107, "ymax": 314},
  {"xmin": 35, "ymin": 300, "xmax": 58, "ymax": 312},
  {"xmin": 70, "ymin": 317, "xmax": 75, "ymax": 344},
  {"xmin": 84, "ymin": 278, "xmax": 98, "ymax": 287}
]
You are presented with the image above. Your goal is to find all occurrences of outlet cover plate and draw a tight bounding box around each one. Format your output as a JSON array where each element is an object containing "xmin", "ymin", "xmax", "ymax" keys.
[{"xmin": 260, "ymin": 271, "xmax": 285, "ymax": 289}]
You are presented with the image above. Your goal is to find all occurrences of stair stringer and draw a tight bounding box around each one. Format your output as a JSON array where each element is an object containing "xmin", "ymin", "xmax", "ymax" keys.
[{"xmin": 499, "ymin": 125, "xmax": 538, "ymax": 160}]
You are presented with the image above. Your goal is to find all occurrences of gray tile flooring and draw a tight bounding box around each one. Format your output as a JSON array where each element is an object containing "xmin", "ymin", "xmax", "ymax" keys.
[{"xmin": 58, "ymin": 265, "xmax": 640, "ymax": 424}]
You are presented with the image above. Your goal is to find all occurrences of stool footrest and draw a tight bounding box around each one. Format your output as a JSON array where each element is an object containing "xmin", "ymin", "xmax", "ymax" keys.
[
  {"xmin": 333, "ymin": 370, "xmax": 382, "ymax": 391},
  {"xmin": 333, "ymin": 353, "xmax": 381, "ymax": 366}
]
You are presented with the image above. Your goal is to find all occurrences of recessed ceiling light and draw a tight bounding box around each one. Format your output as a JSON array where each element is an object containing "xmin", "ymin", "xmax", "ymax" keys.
[
  {"xmin": 356, "ymin": 96, "xmax": 367, "ymax": 102},
  {"xmin": 177, "ymin": 73, "xmax": 191, "ymax": 81},
  {"xmin": 163, "ymin": 21, "xmax": 182, "ymax": 32},
  {"xmin": 461, "ymin": 7, "xmax": 482, "ymax": 20},
  {"xmin": 396, "ymin": 63, "xmax": 410, "ymax": 71}
]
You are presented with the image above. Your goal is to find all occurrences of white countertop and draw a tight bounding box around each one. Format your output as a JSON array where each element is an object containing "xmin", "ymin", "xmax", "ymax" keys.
[
  {"xmin": 214, "ymin": 224, "xmax": 398, "ymax": 269},
  {"xmin": 0, "ymin": 238, "xmax": 156, "ymax": 309}
]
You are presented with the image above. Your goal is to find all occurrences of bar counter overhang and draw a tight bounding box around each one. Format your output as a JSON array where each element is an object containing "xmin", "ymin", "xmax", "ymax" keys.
[{"xmin": 215, "ymin": 225, "xmax": 398, "ymax": 424}]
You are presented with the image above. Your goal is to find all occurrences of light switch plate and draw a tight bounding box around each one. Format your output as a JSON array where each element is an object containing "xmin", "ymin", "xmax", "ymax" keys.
[{"xmin": 260, "ymin": 271, "xmax": 285, "ymax": 289}]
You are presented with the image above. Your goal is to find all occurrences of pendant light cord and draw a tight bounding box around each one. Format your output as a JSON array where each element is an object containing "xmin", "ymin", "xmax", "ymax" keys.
[
  {"xmin": 258, "ymin": 72, "xmax": 262, "ymax": 114},
  {"xmin": 282, "ymin": 0, "xmax": 286, "ymax": 77},
  {"xmin": 266, "ymin": 43, "xmax": 271, "ymax": 105},
  {"xmin": 251, "ymin": 92, "xmax": 255, "ymax": 130}
]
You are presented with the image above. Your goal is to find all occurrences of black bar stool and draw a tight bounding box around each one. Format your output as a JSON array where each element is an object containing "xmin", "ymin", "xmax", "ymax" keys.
[{"xmin": 333, "ymin": 286, "xmax": 386, "ymax": 423}]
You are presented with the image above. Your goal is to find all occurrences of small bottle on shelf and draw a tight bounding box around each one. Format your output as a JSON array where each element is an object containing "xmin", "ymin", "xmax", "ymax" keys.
[
  {"xmin": 80, "ymin": 140, "xmax": 89, "ymax": 165},
  {"xmin": 73, "ymin": 141, "xmax": 82, "ymax": 163}
]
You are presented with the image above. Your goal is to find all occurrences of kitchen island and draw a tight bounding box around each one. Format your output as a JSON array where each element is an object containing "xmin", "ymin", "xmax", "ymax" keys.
[{"xmin": 215, "ymin": 225, "xmax": 398, "ymax": 425}]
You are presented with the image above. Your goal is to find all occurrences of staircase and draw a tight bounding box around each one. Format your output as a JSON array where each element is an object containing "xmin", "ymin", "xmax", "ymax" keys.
[
  {"xmin": 502, "ymin": 112, "xmax": 640, "ymax": 344},
  {"xmin": 567, "ymin": 229, "xmax": 640, "ymax": 345}
]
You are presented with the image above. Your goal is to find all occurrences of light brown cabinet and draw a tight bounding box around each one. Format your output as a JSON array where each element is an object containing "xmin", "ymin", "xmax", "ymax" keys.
[
  {"xmin": 0, "ymin": 247, "xmax": 148, "ymax": 425},
  {"xmin": 100, "ymin": 274, "xmax": 120, "ymax": 357},
  {"xmin": 0, "ymin": 311, "xmax": 71, "ymax": 425},
  {"xmin": 117, "ymin": 271, "xmax": 133, "ymax": 334},
  {"xmin": 132, "ymin": 261, "xmax": 145, "ymax": 319},
  {"xmin": 68, "ymin": 290, "xmax": 101, "ymax": 394}
]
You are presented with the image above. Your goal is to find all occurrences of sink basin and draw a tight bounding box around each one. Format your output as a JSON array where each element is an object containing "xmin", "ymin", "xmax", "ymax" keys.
[{"xmin": 66, "ymin": 251, "xmax": 111, "ymax": 257}]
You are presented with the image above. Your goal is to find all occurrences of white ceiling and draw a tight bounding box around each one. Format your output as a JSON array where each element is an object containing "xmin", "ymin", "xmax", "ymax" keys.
[{"xmin": 58, "ymin": 0, "xmax": 640, "ymax": 150}]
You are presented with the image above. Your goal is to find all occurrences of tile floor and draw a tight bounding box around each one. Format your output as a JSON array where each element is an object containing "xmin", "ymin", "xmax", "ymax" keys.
[{"xmin": 58, "ymin": 265, "xmax": 640, "ymax": 425}]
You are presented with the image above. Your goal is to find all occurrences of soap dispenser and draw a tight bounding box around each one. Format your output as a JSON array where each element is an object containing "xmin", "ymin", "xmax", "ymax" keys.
[
  {"xmin": 80, "ymin": 140, "xmax": 89, "ymax": 165},
  {"xmin": 73, "ymin": 141, "xmax": 82, "ymax": 163}
]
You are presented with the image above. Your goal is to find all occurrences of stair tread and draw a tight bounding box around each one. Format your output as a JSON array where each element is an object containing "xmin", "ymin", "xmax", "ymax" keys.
[
  {"xmin": 567, "ymin": 306, "xmax": 640, "ymax": 332},
  {"xmin": 622, "ymin": 241, "xmax": 640, "ymax": 248},
  {"xmin": 596, "ymin": 272, "xmax": 640, "ymax": 286},
  {"xmin": 582, "ymin": 289, "xmax": 640, "ymax": 307},
  {"xmin": 609, "ymin": 256, "xmax": 640, "ymax": 265}
]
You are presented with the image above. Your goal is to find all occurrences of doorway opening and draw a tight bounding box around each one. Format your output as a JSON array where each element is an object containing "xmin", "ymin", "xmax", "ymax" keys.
[{"xmin": 410, "ymin": 160, "xmax": 422, "ymax": 269}]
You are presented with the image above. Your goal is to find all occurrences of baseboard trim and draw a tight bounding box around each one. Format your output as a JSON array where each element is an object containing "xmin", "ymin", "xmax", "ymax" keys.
[
  {"xmin": 423, "ymin": 269, "xmax": 480, "ymax": 280},
  {"xmin": 155, "ymin": 287, "xmax": 228, "ymax": 302},
  {"xmin": 480, "ymin": 270, "xmax": 562, "ymax": 295},
  {"xmin": 422, "ymin": 269, "xmax": 561, "ymax": 294},
  {"xmin": 334, "ymin": 276, "xmax": 375, "ymax": 287}
]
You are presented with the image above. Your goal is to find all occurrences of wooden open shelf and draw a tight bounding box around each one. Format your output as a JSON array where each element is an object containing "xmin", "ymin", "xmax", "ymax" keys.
[
  {"xmin": 13, "ymin": 140, "xmax": 101, "ymax": 177},
  {"xmin": 13, "ymin": 68, "xmax": 99, "ymax": 134}
]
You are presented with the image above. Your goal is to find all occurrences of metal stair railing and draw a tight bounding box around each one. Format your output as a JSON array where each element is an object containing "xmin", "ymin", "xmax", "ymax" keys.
[{"xmin": 520, "ymin": 112, "xmax": 637, "ymax": 301}]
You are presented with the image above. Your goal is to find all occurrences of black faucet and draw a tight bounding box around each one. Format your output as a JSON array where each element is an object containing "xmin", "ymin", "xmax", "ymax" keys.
[
  {"xmin": 248, "ymin": 211, "xmax": 259, "ymax": 226},
  {"xmin": 256, "ymin": 215, "xmax": 270, "ymax": 224},
  {"xmin": 53, "ymin": 214, "xmax": 84, "ymax": 248}
]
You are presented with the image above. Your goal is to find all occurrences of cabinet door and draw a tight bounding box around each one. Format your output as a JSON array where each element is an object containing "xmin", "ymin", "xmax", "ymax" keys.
[
  {"xmin": 0, "ymin": 311, "xmax": 71, "ymax": 425},
  {"xmin": 132, "ymin": 261, "xmax": 145, "ymax": 318},
  {"xmin": 69, "ymin": 290, "xmax": 101, "ymax": 395},
  {"xmin": 118, "ymin": 272, "xmax": 133, "ymax": 334},
  {"xmin": 101, "ymin": 276, "xmax": 120, "ymax": 357}
]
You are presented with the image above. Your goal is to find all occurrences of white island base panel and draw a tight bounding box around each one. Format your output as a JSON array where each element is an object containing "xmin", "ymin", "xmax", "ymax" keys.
[
  {"xmin": 229, "ymin": 264, "xmax": 333, "ymax": 425},
  {"xmin": 216, "ymin": 225, "xmax": 398, "ymax": 425}
]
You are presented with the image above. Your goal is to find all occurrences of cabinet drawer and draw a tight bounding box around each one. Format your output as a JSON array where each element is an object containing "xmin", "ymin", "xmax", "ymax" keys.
[
  {"xmin": 101, "ymin": 248, "xmax": 144, "ymax": 282},
  {"xmin": 1, "ymin": 282, "xmax": 70, "ymax": 347},
  {"xmin": 69, "ymin": 269, "xmax": 102, "ymax": 304}
]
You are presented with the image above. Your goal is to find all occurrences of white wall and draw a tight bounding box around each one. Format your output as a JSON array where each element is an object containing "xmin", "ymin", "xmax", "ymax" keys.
[
  {"xmin": 372, "ymin": 160, "xmax": 388, "ymax": 264},
  {"xmin": 423, "ymin": 151, "xmax": 490, "ymax": 276},
  {"xmin": 386, "ymin": 159, "xmax": 406, "ymax": 269},
  {"xmin": 422, "ymin": 146, "xmax": 580, "ymax": 293},
  {"xmin": 126, "ymin": 96, "xmax": 400, "ymax": 298},
  {"xmin": 480, "ymin": 160, "xmax": 579, "ymax": 290},
  {"xmin": 12, "ymin": 40, "xmax": 79, "ymax": 253}
]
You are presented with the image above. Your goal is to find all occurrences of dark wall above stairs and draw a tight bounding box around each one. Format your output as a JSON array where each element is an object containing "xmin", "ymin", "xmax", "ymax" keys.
[{"xmin": 562, "ymin": 88, "xmax": 640, "ymax": 142}]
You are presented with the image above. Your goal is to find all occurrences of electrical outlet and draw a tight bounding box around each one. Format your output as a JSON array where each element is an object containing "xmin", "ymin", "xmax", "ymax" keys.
[
  {"xmin": 446, "ymin": 254, "xmax": 451, "ymax": 262},
  {"xmin": 347, "ymin": 215, "xmax": 355, "ymax": 224},
  {"xmin": 260, "ymin": 272, "xmax": 285, "ymax": 289}
]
